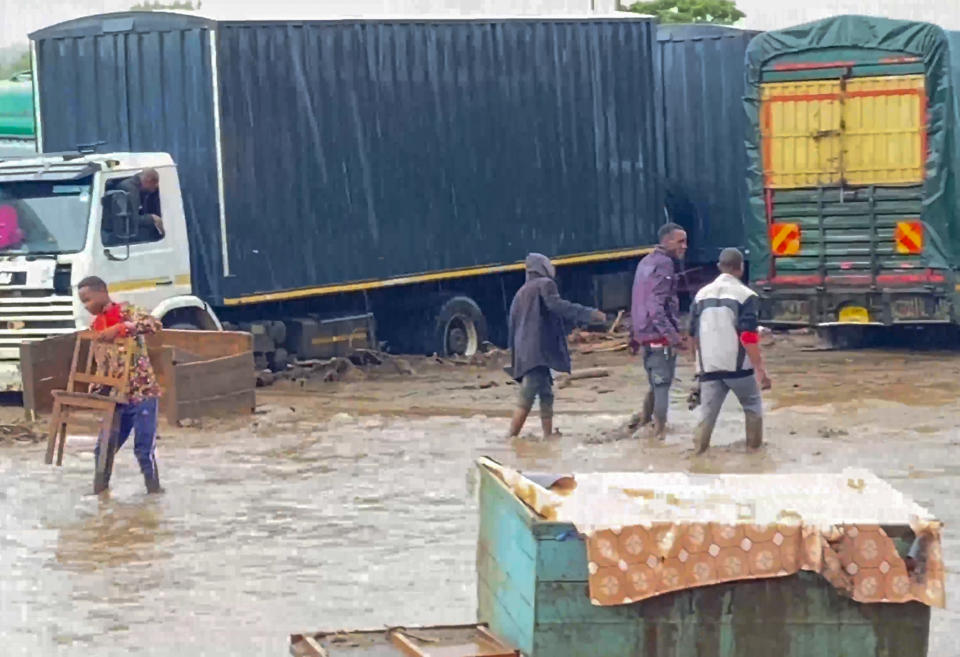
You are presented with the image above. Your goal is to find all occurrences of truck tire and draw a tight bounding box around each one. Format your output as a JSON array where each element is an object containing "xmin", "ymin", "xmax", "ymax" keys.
[
  {"xmin": 433, "ymin": 296, "xmax": 487, "ymax": 357},
  {"xmin": 818, "ymin": 326, "xmax": 865, "ymax": 350},
  {"xmin": 168, "ymin": 322, "xmax": 201, "ymax": 330},
  {"xmin": 269, "ymin": 347, "xmax": 290, "ymax": 372},
  {"xmin": 268, "ymin": 321, "xmax": 287, "ymax": 345}
]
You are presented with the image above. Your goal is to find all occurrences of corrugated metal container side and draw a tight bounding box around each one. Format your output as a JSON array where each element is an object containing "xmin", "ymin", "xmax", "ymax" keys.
[
  {"xmin": 30, "ymin": 12, "xmax": 223, "ymax": 302},
  {"xmin": 654, "ymin": 24, "xmax": 759, "ymax": 265},
  {"xmin": 215, "ymin": 18, "xmax": 662, "ymax": 300}
]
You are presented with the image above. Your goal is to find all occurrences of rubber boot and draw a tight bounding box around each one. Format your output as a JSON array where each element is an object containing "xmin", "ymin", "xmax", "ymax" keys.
[
  {"xmin": 745, "ymin": 412, "xmax": 764, "ymax": 451},
  {"xmin": 144, "ymin": 463, "xmax": 164, "ymax": 494},
  {"xmin": 693, "ymin": 420, "xmax": 715, "ymax": 454}
]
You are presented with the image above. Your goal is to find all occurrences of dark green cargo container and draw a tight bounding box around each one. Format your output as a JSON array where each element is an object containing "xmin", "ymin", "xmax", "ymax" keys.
[
  {"xmin": 654, "ymin": 24, "xmax": 759, "ymax": 267},
  {"xmin": 743, "ymin": 16, "xmax": 960, "ymax": 333},
  {"xmin": 476, "ymin": 463, "xmax": 931, "ymax": 657}
]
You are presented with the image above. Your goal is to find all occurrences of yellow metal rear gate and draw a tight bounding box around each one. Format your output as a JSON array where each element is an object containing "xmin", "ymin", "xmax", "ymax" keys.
[{"xmin": 761, "ymin": 74, "xmax": 926, "ymax": 188}]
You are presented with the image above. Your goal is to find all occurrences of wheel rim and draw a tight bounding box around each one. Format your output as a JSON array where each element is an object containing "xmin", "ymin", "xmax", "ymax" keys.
[{"xmin": 444, "ymin": 314, "xmax": 479, "ymax": 356}]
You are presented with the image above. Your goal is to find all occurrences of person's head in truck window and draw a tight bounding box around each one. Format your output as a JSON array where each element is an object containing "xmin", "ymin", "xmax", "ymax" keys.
[
  {"xmin": 111, "ymin": 169, "xmax": 164, "ymax": 243},
  {"xmin": 139, "ymin": 168, "xmax": 159, "ymax": 195}
]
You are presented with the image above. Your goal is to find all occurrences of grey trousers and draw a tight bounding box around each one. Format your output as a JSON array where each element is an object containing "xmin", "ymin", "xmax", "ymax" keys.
[
  {"xmin": 695, "ymin": 375, "xmax": 764, "ymax": 450},
  {"xmin": 642, "ymin": 345, "xmax": 677, "ymax": 425}
]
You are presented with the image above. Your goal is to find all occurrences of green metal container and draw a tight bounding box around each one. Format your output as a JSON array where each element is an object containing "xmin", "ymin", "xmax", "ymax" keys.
[
  {"xmin": 476, "ymin": 464, "xmax": 931, "ymax": 657},
  {"xmin": 0, "ymin": 73, "xmax": 34, "ymax": 139}
]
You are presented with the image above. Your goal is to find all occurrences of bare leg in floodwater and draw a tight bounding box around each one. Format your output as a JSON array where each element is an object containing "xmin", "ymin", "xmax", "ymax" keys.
[{"xmin": 508, "ymin": 406, "xmax": 530, "ymax": 438}]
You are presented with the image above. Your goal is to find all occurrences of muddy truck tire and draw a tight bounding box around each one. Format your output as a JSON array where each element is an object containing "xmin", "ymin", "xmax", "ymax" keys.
[{"xmin": 432, "ymin": 295, "xmax": 488, "ymax": 358}]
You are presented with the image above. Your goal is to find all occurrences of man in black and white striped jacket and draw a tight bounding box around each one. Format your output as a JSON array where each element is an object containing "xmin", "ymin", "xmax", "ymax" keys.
[{"xmin": 689, "ymin": 248, "xmax": 772, "ymax": 454}]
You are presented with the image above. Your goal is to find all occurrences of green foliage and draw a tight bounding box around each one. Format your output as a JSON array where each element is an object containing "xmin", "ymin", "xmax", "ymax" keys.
[
  {"xmin": 131, "ymin": 0, "xmax": 200, "ymax": 10},
  {"xmin": 0, "ymin": 51, "xmax": 30, "ymax": 81},
  {"xmin": 624, "ymin": 0, "xmax": 745, "ymax": 25}
]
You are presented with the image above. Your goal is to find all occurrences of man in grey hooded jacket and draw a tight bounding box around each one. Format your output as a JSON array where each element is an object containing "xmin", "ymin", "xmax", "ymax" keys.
[{"xmin": 507, "ymin": 253, "xmax": 606, "ymax": 438}]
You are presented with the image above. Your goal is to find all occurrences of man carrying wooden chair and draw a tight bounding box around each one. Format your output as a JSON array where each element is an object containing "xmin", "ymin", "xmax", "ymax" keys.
[{"xmin": 77, "ymin": 276, "xmax": 165, "ymax": 494}]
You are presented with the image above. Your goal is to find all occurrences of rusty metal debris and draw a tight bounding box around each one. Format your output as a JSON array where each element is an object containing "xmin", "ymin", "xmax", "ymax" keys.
[{"xmin": 290, "ymin": 624, "xmax": 518, "ymax": 657}]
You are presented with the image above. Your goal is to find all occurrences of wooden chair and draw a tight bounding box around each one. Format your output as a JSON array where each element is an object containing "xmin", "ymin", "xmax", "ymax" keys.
[{"xmin": 45, "ymin": 331, "xmax": 135, "ymax": 491}]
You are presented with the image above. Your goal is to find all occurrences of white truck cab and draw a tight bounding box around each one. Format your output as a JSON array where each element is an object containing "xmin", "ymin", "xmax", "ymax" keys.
[{"xmin": 0, "ymin": 151, "xmax": 220, "ymax": 390}]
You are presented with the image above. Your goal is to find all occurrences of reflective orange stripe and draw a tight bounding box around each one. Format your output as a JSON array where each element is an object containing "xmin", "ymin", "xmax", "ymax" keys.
[
  {"xmin": 895, "ymin": 221, "xmax": 923, "ymax": 254},
  {"xmin": 771, "ymin": 223, "xmax": 800, "ymax": 255}
]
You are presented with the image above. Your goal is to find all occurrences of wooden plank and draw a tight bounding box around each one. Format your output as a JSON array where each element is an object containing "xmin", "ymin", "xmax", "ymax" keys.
[
  {"xmin": 477, "ymin": 484, "xmax": 538, "ymax": 573},
  {"xmin": 478, "ymin": 466, "xmax": 539, "ymax": 542},
  {"xmin": 389, "ymin": 631, "xmax": 426, "ymax": 657},
  {"xmin": 531, "ymin": 621, "xmax": 641, "ymax": 657},
  {"xmin": 535, "ymin": 534, "xmax": 589, "ymax": 582},
  {"xmin": 148, "ymin": 330, "xmax": 252, "ymax": 360},
  {"xmin": 532, "ymin": 574, "xmax": 931, "ymax": 634},
  {"xmin": 170, "ymin": 346, "xmax": 203, "ymax": 365},
  {"xmin": 72, "ymin": 372, "xmax": 125, "ymax": 387},
  {"xmin": 529, "ymin": 617, "xmax": 923, "ymax": 657},
  {"xmin": 478, "ymin": 577, "xmax": 532, "ymax": 657},
  {"xmin": 475, "ymin": 625, "xmax": 520, "ymax": 656},
  {"xmin": 56, "ymin": 396, "xmax": 116, "ymax": 411},
  {"xmin": 172, "ymin": 389, "xmax": 255, "ymax": 424},
  {"xmin": 44, "ymin": 401, "xmax": 60, "ymax": 465},
  {"xmin": 533, "ymin": 581, "xmax": 641, "ymax": 625},
  {"xmin": 477, "ymin": 542, "xmax": 536, "ymax": 610},
  {"xmin": 148, "ymin": 346, "xmax": 176, "ymax": 425},
  {"xmin": 299, "ymin": 635, "xmax": 328, "ymax": 657},
  {"xmin": 476, "ymin": 545, "xmax": 536, "ymax": 635},
  {"xmin": 173, "ymin": 352, "xmax": 255, "ymax": 402}
]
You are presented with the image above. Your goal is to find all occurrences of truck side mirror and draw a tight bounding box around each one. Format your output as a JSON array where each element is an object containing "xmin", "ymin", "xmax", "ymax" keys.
[{"xmin": 102, "ymin": 189, "xmax": 133, "ymax": 261}]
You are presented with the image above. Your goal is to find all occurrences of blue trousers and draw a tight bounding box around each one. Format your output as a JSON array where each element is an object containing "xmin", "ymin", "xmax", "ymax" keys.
[{"xmin": 94, "ymin": 398, "xmax": 159, "ymax": 479}]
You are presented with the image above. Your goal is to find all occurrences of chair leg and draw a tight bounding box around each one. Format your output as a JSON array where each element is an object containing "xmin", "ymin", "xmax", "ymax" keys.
[
  {"xmin": 45, "ymin": 401, "xmax": 61, "ymax": 465},
  {"xmin": 55, "ymin": 420, "xmax": 67, "ymax": 466},
  {"xmin": 93, "ymin": 407, "xmax": 116, "ymax": 494}
]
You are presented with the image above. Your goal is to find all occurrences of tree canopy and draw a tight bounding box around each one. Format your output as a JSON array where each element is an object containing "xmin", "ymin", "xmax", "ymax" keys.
[{"xmin": 624, "ymin": 0, "xmax": 745, "ymax": 25}]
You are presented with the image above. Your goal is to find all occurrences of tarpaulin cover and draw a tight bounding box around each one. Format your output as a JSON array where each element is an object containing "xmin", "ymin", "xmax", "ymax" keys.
[
  {"xmin": 482, "ymin": 459, "xmax": 945, "ymax": 609},
  {"xmin": 743, "ymin": 15, "xmax": 960, "ymax": 277}
]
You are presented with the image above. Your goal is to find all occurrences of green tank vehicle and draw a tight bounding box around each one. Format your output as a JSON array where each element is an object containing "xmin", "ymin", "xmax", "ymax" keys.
[{"xmin": 0, "ymin": 71, "xmax": 35, "ymax": 139}]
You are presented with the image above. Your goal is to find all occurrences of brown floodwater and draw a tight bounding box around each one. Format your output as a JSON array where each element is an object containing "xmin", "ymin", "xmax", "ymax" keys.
[{"xmin": 2, "ymin": 341, "xmax": 958, "ymax": 656}]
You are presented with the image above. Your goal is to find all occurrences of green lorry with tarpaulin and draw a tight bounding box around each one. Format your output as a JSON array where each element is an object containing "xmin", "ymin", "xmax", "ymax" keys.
[{"xmin": 744, "ymin": 15, "xmax": 960, "ymax": 339}]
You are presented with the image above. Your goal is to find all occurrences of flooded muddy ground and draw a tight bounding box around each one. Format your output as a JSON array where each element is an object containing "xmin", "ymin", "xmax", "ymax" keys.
[{"xmin": 2, "ymin": 331, "xmax": 959, "ymax": 656}]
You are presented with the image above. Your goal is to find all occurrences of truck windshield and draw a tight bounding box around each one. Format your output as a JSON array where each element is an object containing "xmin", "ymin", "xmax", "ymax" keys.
[{"xmin": 0, "ymin": 178, "xmax": 92, "ymax": 255}]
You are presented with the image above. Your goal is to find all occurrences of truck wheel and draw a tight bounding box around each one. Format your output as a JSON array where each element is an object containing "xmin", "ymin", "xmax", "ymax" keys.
[
  {"xmin": 268, "ymin": 321, "xmax": 287, "ymax": 345},
  {"xmin": 434, "ymin": 296, "xmax": 487, "ymax": 357},
  {"xmin": 818, "ymin": 326, "xmax": 865, "ymax": 350},
  {"xmin": 168, "ymin": 322, "xmax": 201, "ymax": 330},
  {"xmin": 268, "ymin": 347, "xmax": 290, "ymax": 372}
]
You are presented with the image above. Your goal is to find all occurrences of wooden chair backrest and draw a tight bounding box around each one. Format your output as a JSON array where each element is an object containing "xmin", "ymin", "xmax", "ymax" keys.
[{"xmin": 66, "ymin": 331, "xmax": 135, "ymax": 402}]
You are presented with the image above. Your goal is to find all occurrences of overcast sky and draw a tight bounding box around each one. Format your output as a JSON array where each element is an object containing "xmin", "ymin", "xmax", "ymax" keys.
[{"xmin": 3, "ymin": 0, "xmax": 960, "ymax": 50}]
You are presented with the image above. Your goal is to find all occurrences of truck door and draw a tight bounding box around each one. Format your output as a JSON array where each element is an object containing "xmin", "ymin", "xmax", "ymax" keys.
[
  {"xmin": 97, "ymin": 166, "xmax": 192, "ymax": 312},
  {"xmin": 759, "ymin": 73, "xmax": 927, "ymax": 283}
]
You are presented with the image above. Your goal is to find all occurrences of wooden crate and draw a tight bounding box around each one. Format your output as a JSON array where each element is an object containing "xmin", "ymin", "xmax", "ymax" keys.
[
  {"xmin": 21, "ymin": 330, "xmax": 255, "ymax": 425},
  {"xmin": 476, "ymin": 464, "xmax": 931, "ymax": 657}
]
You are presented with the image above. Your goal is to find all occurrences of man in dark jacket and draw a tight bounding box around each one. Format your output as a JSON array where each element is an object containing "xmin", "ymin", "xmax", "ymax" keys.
[
  {"xmin": 628, "ymin": 222, "xmax": 687, "ymax": 440},
  {"xmin": 508, "ymin": 253, "xmax": 606, "ymax": 439},
  {"xmin": 116, "ymin": 168, "xmax": 164, "ymax": 242}
]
